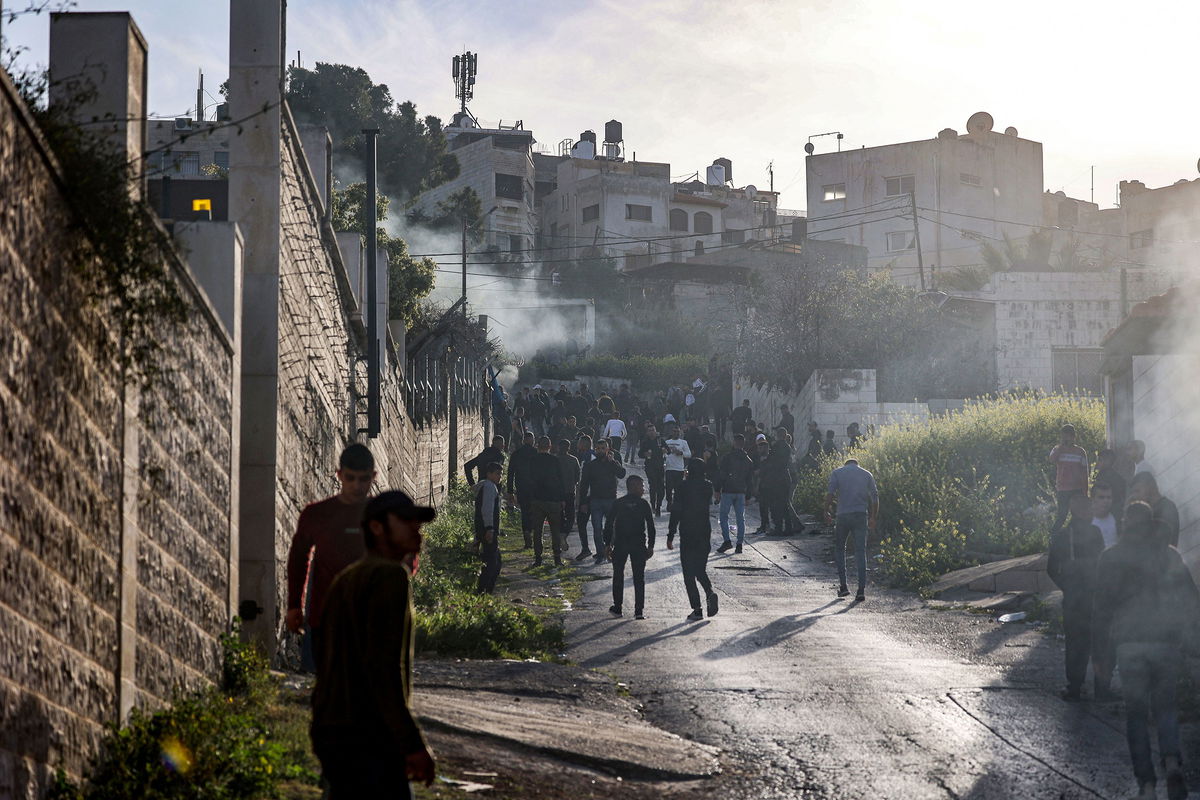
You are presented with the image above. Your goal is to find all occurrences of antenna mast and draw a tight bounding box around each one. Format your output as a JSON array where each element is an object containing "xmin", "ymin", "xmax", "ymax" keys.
[{"xmin": 452, "ymin": 50, "xmax": 478, "ymax": 117}]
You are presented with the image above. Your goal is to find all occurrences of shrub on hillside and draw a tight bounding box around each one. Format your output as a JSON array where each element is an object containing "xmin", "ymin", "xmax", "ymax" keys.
[
  {"xmin": 794, "ymin": 392, "xmax": 1105, "ymax": 588},
  {"xmin": 529, "ymin": 353, "xmax": 709, "ymax": 389}
]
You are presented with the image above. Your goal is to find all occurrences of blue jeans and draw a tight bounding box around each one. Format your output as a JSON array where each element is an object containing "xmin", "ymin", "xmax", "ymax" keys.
[
  {"xmin": 588, "ymin": 497, "xmax": 615, "ymax": 554},
  {"xmin": 1118, "ymin": 642, "xmax": 1183, "ymax": 787},
  {"xmin": 719, "ymin": 492, "xmax": 746, "ymax": 545},
  {"xmin": 835, "ymin": 512, "xmax": 868, "ymax": 590}
]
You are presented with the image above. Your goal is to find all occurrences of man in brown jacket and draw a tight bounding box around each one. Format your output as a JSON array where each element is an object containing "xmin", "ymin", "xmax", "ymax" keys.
[{"xmin": 310, "ymin": 490, "xmax": 437, "ymax": 798}]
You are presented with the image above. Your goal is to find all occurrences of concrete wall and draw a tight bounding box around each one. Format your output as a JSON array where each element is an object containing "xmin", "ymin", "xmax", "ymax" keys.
[
  {"xmin": 734, "ymin": 369, "xmax": 928, "ymax": 448},
  {"xmin": 0, "ymin": 63, "xmax": 238, "ymax": 796}
]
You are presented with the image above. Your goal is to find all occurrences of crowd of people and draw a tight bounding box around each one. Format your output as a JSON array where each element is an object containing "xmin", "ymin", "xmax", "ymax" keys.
[{"xmin": 1046, "ymin": 426, "xmax": 1196, "ymax": 800}]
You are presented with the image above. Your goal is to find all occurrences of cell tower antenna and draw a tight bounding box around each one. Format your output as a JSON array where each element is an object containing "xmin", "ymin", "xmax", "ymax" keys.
[{"xmin": 452, "ymin": 50, "xmax": 478, "ymax": 116}]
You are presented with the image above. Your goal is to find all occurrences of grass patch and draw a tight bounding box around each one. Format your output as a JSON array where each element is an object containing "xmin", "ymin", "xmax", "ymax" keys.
[{"xmin": 796, "ymin": 392, "xmax": 1105, "ymax": 590}]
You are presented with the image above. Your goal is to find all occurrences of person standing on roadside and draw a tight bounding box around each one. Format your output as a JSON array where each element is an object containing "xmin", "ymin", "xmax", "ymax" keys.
[
  {"xmin": 474, "ymin": 463, "xmax": 504, "ymax": 594},
  {"xmin": 605, "ymin": 475, "xmax": 656, "ymax": 619},
  {"xmin": 668, "ymin": 458, "xmax": 719, "ymax": 622},
  {"xmin": 464, "ymin": 435, "xmax": 506, "ymax": 486},
  {"xmin": 286, "ymin": 444, "xmax": 376, "ymax": 664},
  {"xmin": 777, "ymin": 404, "xmax": 795, "ymax": 439},
  {"xmin": 602, "ymin": 412, "xmax": 628, "ymax": 457},
  {"xmin": 824, "ymin": 457, "xmax": 879, "ymax": 602},
  {"xmin": 1129, "ymin": 472, "xmax": 1181, "ymax": 548},
  {"xmin": 1046, "ymin": 492, "xmax": 1105, "ymax": 701},
  {"xmin": 639, "ymin": 424, "xmax": 668, "ymax": 516},
  {"xmin": 310, "ymin": 490, "xmax": 437, "ymax": 798},
  {"xmin": 556, "ymin": 439, "xmax": 581, "ymax": 554},
  {"xmin": 572, "ymin": 435, "xmax": 597, "ymax": 560},
  {"xmin": 1094, "ymin": 501, "xmax": 1200, "ymax": 800},
  {"xmin": 507, "ymin": 432, "xmax": 538, "ymax": 549},
  {"xmin": 715, "ymin": 434, "xmax": 756, "ymax": 554},
  {"xmin": 663, "ymin": 423, "xmax": 691, "ymax": 508},
  {"xmin": 1128, "ymin": 439, "xmax": 1154, "ymax": 478},
  {"xmin": 1048, "ymin": 424, "xmax": 1089, "ymax": 535},
  {"xmin": 526, "ymin": 436, "xmax": 568, "ymax": 567},
  {"xmin": 1094, "ymin": 448, "xmax": 1127, "ymax": 516},
  {"xmin": 579, "ymin": 439, "xmax": 627, "ymax": 564},
  {"xmin": 1091, "ymin": 482, "xmax": 1120, "ymax": 549}
]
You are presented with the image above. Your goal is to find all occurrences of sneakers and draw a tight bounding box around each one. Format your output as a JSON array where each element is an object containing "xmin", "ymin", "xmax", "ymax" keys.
[
  {"xmin": 634, "ymin": 612, "xmax": 645, "ymax": 620},
  {"xmin": 1060, "ymin": 688, "xmax": 1082, "ymax": 702},
  {"xmin": 593, "ymin": 554, "xmax": 606, "ymax": 564},
  {"xmin": 1134, "ymin": 782, "xmax": 1157, "ymax": 800},
  {"xmin": 706, "ymin": 593, "xmax": 719, "ymax": 617},
  {"xmin": 716, "ymin": 542, "xmax": 733, "ymax": 553},
  {"xmin": 854, "ymin": 591, "xmax": 865, "ymax": 602},
  {"xmin": 734, "ymin": 545, "xmax": 743, "ymax": 554},
  {"xmin": 1165, "ymin": 755, "xmax": 1186, "ymax": 800},
  {"xmin": 532, "ymin": 558, "xmax": 542, "ymax": 567},
  {"xmin": 837, "ymin": 585, "xmax": 850, "ymax": 598},
  {"xmin": 753, "ymin": 527, "xmax": 767, "ymax": 535},
  {"xmin": 608, "ymin": 605, "xmax": 622, "ymax": 616},
  {"xmin": 686, "ymin": 609, "xmax": 703, "ymax": 622},
  {"xmin": 573, "ymin": 550, "xmax": 592, "ymax": 561}
]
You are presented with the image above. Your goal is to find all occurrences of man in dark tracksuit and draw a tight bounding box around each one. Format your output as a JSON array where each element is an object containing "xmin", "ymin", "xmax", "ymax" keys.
[
  {"xmin": 506, "ymin": 432, "xmax": 538, "ymax": 548},
  {"xmin": 572, "ymin": 436, "xmax": 596, "ymax": 560},
  {"xmin": 1046, "ymin": 492, "xmax": 1105, "ymax": 701},
  {"xmin": 604, "ymin": 475, "xmax": 656, "ymax": 619},
  {"xmin": 638, "ymin": 424, "xmax": 667, "ymax": 515},
  {"xmin": 579, "ymin": 439, "xmax": 627, "ymax": 564},
  {"xmin": 464, "ymin": 436, "xmax": 506, "ymax": 486},
  {"xmin": 474, "ymin": 463, "xmax": 503, "ymax": 594},
  {"xmin": 762, "ymin": 439, "xmax": 798, "ymax": 535},
  {"xmin": 557, "ymin": 439, "xmax": 581, "ymax": 552},
  {"xmin": 526, "ymin": 436, "xmax": 568, "ymax": 566},
  {"xmin": 669, "ymin": 458, "xmax": 718, "ymax": 621}
]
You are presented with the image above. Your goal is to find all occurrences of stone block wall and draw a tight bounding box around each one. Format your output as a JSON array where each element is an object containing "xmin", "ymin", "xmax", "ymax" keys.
[{"xmin": 0, "ymin": 69, "xmax": 237, "ymax": 797}]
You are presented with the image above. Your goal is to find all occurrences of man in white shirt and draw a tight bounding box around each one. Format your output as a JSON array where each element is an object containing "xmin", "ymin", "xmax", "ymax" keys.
[
  {"xmin": 1091, "ymin": 482, "xmax": 1119, "ymax": 548},
  {"xmin": 663, "ymin": 423, "xmax": 692, "ymax": 508},
  {"xmin": 601, "ymin": 414, "xmax": 628, "ymax": 457},
  {"xmin": 1128, "ymin": 440, "xmax": 1154, "ymax": 477}
]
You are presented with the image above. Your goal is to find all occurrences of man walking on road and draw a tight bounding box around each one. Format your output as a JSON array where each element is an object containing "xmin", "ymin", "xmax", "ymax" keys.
[
  {"xmin": 715, "ymin": 434, "xmax": 756, "ymax": 554},
  {"xmin": 310, "ymin": 490, "xmax": 437, "ymax": 798},
  {"xmin": 507, "ymin": 432, "xmax": 538, "ymax": 549},
  {"xmin": 572, "ymin": 435, "xmax": 597, "ymax": 560},
  {"xmin": 605, "ymin": 475, "xmax": 656, "ymax": 619},
  {"xmin": 1048, "ymin": 423, "xmax": 1089, "ymax": 535},
  {"xmin": 824, "ymin": 457, "xmax": 879, "ymax": 601},
  {"xmin": 285, "ymin": 443, "xmax": 376, "ymax": 663},
  {"xmin": 663, "ymin": 424, "xmax": 691, "ymax": 508},
  {"xmin": 638, "ymin": 423, "xmax": 667, "ymax": 515},
  {"xmin": 474, "ymin": 463, "xmax": 503, "ymax": 594},
  {"xmin": 1046, "ymin": 492, "xmax": 1105, "ymax": 701},
  {"xmin": 579, "ymin": 439, "xmax": 627, "ymax": 564},
  {"xmin": 526, "ymin": 436, "xmax": 568, "ymax": 567},
  {"xmin": 1094, "ymin": 501, "xmax": 1200, "ymax": 800},
  {"xmin": 668, "ymin": 458, "xmax": 719, "ymax": 622},
  {"xmin": 556, "ymin": 439, "xmax": 581, "ymax": 553},
  {"xmin": 463, "ymin": 435, "xmax": 505, "ymax": 486}
]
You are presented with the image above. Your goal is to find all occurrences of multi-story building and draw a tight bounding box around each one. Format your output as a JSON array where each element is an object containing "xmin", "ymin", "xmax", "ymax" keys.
[
  {"xmin": 406, "ymin": 112, "xmax": 538, "ymax": 257},
  {"xmin": 805, "ymin": 112, "xmax": 1044, "ymax": 285}
]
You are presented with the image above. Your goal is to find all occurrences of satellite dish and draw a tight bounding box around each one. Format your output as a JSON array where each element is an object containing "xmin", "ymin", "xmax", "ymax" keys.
[
  {"xmin": 745, "ymin": 184, "xmax": 757, "ymax": 199},
  {"xmin": 966, "ymin": 111, "xmax": 994, "ymax": 135},
  {"xmin": 1004, "ymin": 126, "xmax": 1018, "ymax": 136},
  {"xmin": 804, "ymin": 142, "xmax": 815, "ymax": 155}
]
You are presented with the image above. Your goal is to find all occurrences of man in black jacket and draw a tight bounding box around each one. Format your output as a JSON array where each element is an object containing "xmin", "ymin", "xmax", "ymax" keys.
[
  {"xmin": 760, "ymin": 438, "xmax": 797, "ymax": 535},
  {"xmin": 572, "ymin": 435, "xmax": 597, "ymax": 560},
  {"xmin": 464, "ymin": 435, "xmax": 506, "ymax": 486},
  {"xmin": 579, "ymin": 438, "xmax": 627, "ymax": 564},
  {"xmin": 1094, "ymin": 501, "xmax": 1200, "ymax": 800},
  {"xmin": 506, "ymin": 432, "xmax": 538, "ymax": 549},
  {"xmin": 1129, "ymin": 471, "xmax": 1180, "ymax": 548},
  {"xmin": 668, "ymin": 458, "xmax": 719, "ymax": 622},
  {"xmin": 605, "ymin": 475, "xmax": 656, "ymax": 619},
  {"xmin": 474, "ymin": 463, "xmax": 503, "ymax": 594},
  {"xmin": 556, "ymin": 439, "xmax": 581, "ymax": 555},
  {"xmin": 526, "ymin": 436, "xmax": 567, "ymax": 567},
  {"xmin": 638, "ymin": 424, "xmax": 667, "ymax": 516},
  {"xmin": 715, "ymin": 434, "xmax": 756, "ymax": 554},
  {"xmin": 1046, "ymin": 492, "xmax": 1105, "ymax": 701}
]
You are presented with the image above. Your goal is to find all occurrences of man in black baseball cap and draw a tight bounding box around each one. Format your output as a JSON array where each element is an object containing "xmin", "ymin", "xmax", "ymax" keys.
[{"xmin": 310, "ymin": 489, "xmax": 437, "ymax": 797}]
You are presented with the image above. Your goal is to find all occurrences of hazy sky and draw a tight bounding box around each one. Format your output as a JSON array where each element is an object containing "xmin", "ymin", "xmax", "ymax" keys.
[{"xmin": 8, "ymin": 0, "xmax": 1200, "ymax": 215}]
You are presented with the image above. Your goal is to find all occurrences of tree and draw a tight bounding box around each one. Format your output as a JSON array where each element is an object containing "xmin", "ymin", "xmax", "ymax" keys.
[
  {"xmin": 286, "ymin": 63, "xmax": 459, "ymax": 199},
  {"xmin": 332, "ymin": 182, "xmax": 436, "ymax": 326}
]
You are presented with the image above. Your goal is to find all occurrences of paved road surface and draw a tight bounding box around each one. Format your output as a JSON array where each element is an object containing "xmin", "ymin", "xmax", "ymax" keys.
[{"xmin": 565, "ymin": 466, "xmax": 1168, "ymax": 799}]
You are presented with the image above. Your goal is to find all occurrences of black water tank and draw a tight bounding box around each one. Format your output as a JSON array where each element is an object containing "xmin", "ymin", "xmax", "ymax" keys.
[
  {"xmin": 713, "ymin": 157, "xmax": 732, "ymax": 185},
  {"xmin": 605, "ymin": 119, "xmax": 623, "ymax": 143},
  {"xmin": 580, "ymin": 130, "xmax": 597, "ymax": 145}
]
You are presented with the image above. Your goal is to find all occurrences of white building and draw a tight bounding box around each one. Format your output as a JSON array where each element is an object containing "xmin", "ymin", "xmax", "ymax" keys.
[{"xmin": 805, "ymin": 112, "xmax": 1044, "ymax": 286}]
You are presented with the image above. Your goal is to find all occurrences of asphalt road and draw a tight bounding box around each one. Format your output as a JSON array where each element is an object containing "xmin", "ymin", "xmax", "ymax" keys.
[{"xmin": 565, "ymin": 470, "xmax": 1174, "ymax": 799}]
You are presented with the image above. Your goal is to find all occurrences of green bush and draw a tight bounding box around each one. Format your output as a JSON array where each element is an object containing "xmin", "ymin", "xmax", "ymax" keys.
[
  {"xmin": 530, "ymin": 353, "xmax": 709, "ymax": 389},
  {"xmin": 412, "ymin": 480, "xmax": 565, "ymax": 660},
  {"xmin": 795, "ymin": 392, "xmax": 1105, "ymax": 588}
]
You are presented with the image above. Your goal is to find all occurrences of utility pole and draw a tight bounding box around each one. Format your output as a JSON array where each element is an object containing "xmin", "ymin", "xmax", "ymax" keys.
[
  {"xmin": 1091, "ymin": 165, "xmax": 1095, "ymax": 205},
  {"xmin": 362, "ymin": 128, "xmax": 381, "ymax": 437},
  {"xmin": 909, "ymin": 190, "xmax": 926, "ymax": 291},
  {"xmin": 461, "ymin": 214, "xmax": 468, "ymax": 318}
]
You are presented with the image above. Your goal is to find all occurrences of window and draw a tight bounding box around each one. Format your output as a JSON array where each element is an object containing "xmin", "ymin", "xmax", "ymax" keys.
[
  {"xmin": 822, "ymin": 184, "xmax": 846, "ymax": 201},
  {"xmin": 509, "ymin": 235, "xmax": 523, "ymax": 253},
  {"xmin": 625, "ymin": 204, "xmax": 652, "ymax": 222},
  {"xmin": 177, "ymin": 153, "xmax": 201, "ymax": 176},
  {"xmin": 669, "ymin": 208, "xmax": 689, "ymax": 232},
  {"xmin": 885, "ymin": 175, "xmax": 915, "ymax": 197},
  {"xmin": 1131, "ymin": 229, "xmax": 1154, "ymax": 249},
  {"xmin": 1052, "ymin": 349, "xmax": 1104, "ymax": 395},
  {"xmin": 694, "ymin": 211, "xmax": 713, "ymax": 234},
  {"xmin": 886, "ymin": 231, "xmax": 915, "ymax": 252},
  {"xmin": 960, "ymin": 172, "xmax": 982, "ymax": 187},
  {"xmin": 213, "ymin": 150, "xmax": 230, "ymax": 169},
  {"xmin": 495, "ymin": 173, "xmax": 524, "ymax": 201},
  {"xmin": 721, "ymin": 229, "xmax": 745, "ymax": 245},
  {"xmin": 582, "ymin": 203, "xmax": 600, "ymax": 222}
]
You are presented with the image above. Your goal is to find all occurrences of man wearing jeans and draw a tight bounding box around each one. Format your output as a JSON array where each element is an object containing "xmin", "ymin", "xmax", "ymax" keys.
[
  {"xmin": 714, "ymin": 434, "xmax": 756, "ymax": 554},
  {"xmin": 825, "ymin": 457, "xmax": 879, "ymax": 602}
]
